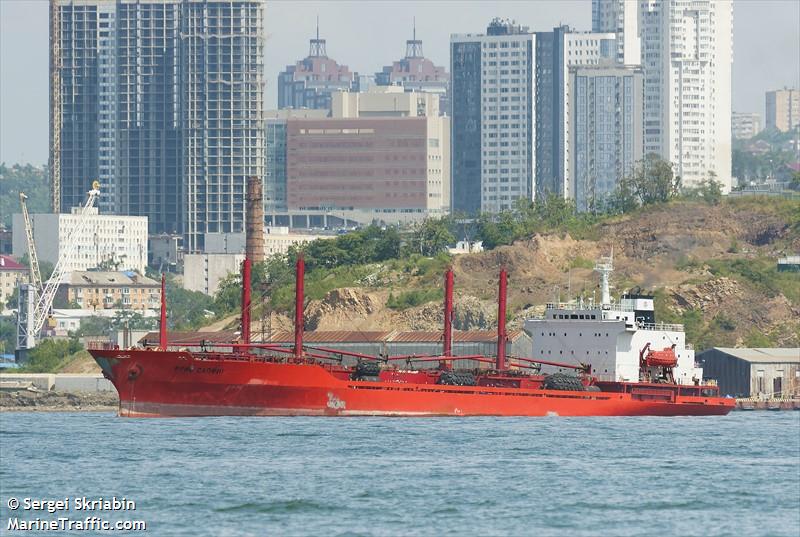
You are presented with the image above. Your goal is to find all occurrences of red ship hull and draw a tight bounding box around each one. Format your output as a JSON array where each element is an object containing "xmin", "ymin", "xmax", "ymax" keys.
[{"xmin": 90, "ymin": 349, "xmax": 734, "ymax": 418}]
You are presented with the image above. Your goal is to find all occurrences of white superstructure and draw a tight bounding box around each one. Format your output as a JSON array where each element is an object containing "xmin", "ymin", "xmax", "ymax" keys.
[{"xmin": 524, "ymin": 257, "xmax": 702, "ymax": 384}]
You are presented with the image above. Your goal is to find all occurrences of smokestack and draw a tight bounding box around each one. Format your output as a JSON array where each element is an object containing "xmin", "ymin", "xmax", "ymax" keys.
[{"xmin": 246, "ymin": 176, "xmax": 265, "ymax": 263}]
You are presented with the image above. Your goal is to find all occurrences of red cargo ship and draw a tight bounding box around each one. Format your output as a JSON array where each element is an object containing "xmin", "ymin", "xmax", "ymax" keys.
[{"xmin": 89, "ymin": 258, "xmax": 734, "ymax": 417}]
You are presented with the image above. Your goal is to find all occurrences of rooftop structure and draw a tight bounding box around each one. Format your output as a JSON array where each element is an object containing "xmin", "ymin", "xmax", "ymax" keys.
[
  {"xmin": 277, "ymin": 21, "xmax": 357, "ymax": 110},
  {"xmin": 375, "ymin": 21, "xmax": 450, "ymax": 114}
]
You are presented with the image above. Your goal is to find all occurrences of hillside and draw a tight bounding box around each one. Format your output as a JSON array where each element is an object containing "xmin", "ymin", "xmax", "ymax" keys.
[{"xmin": 236, "ymin": 198, "xmax": 799, "ymax": 351}]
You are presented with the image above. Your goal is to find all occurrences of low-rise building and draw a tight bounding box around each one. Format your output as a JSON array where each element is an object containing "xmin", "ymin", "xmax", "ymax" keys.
[
  {"xmin": 697, "ymin": 347, "xmax": 800, "ymax": 398},
  {"xmin": 12, "ymin": 208, "xmax": 148, "ymax": 273},
  {"xmin": 57, "ymin": 271, "xmax": 160, "ymax": 311},
  {"xmin": 0, "ymin": 255, "xmax": 27, "ymax": 313}
]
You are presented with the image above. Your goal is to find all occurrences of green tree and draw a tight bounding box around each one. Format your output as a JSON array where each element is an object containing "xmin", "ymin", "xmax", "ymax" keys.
[
  {"xmin": 0, "ymin": 163, "xmax": 49, "ymax": 227},
  {"xmin": 410, "ymin": 217, "xmax": 456, "ymax": 256},
  {"xmin": 17, "ymin": 338, "xmax": 83, "ymax": 372},
  {"xmin": 629, "ymin": 154, "xmax": 681, "ymax": 205}
]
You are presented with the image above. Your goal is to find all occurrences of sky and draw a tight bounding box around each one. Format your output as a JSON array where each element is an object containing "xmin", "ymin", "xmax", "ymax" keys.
[{"xmin": 1, "ymin": 0, "xmax": 799, "ymax": 165}]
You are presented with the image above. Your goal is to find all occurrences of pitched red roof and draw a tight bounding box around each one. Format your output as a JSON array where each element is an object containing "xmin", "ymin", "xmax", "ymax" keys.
[{"xmin": 0, "ymin": 255, "xmax": 26, "ymax": 271}]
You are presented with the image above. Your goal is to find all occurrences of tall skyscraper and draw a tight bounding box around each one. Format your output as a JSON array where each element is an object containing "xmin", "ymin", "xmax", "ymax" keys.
[
  {"xmin": 277, "ymin": 24, "xmax": 356, "ymax": 110},
  {"xmin": 534, "ymin": 26, "xmax": 616, "ymax": 199},
  {"xmin": 570, "ymin": 66, "xmax": 644, "ymax": 212},
  {"xmin": 115, "ymin": 0, "xmax": 181, "ymax": 236},
  {"xmin": 593, "ymin": 0, "xmax": 733, "ymax": 190},
  {"xmin": 451, "ymin": 19, "xmax": 536, "ymax": 214},
  {"xmin": 375, "ymin": 23, "xmax": 450, "ymax": 115},
  {"xmin": 765, "ymin": 88, "xmax": 799, "ymax": 132},
  {"xmin": 180, "ymin": 1, "xmax": 265, "ymax": 251},
  {"xmin": 52, "ymin": 0, "xmax": 266, "ymax": 251}
]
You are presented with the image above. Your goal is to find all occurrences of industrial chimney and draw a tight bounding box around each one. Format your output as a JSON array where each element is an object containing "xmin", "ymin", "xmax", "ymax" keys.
[{"xmin": 246, "ymin": 176, "xmax": 265, "ymax": 263}]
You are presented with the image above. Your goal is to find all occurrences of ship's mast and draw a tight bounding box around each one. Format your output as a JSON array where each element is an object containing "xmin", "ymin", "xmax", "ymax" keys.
[
  {"xmin": 159, "ymin": 274, "xmax": 167, "ymax": 350},
  {"xmin": 594, "ymin": 250, "xmax": 614, "ymax": 306},
  {"xmin": 241, "ymin": 258, "xmax": 252, "ymax": 346},
  {"xmin": 294, "ymin": 256, "xmax": 305, "ymax": 359},
  {"xmin": 496, "ymin": 268, "xmax": 508, "ymax": 371},
  {"xmin": 441, "ymin": 267, "xmax": 454, "ymax": 368}
]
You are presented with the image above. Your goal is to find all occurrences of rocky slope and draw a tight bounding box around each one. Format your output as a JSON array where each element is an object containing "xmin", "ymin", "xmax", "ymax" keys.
[{"xmin": 256, "ymin": 199, "xmax": 798, "ymax": 348}]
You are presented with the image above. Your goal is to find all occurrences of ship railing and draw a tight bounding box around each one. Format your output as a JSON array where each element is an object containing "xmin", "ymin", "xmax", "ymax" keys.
[{"xmin": 637, "ymin": 322, "xmax": 684, "ymax": 332}]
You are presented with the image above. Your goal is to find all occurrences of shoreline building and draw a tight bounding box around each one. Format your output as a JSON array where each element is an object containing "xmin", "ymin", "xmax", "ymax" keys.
[
  {"xmin": 765, "ymin": 88, "xmax": 799, "ymax": 133},
  {"xmin": 278, "ymin": 24, "xmax": 357, "ymax": 110},
  {"xmin": 451, "ymin": 19, "xmax": 536, "ymax": 214},
  {"xmin": 375, "ymin": 23, "xmax": 450, "ymax": 115},
  {"xmin": 593, "ymin": 0, "xmax": 733, "ymax": 191},
  {"xmin": 51, "ymin": 0, "xmax": 266, "ymax": 252},
  {"xmin": 265, "ymin": 87, "xmax": 450, "ymax": 228},
  {"xmin": 570, "ymin": 65, "xmax": 644, "ymax": 212},
  {"xmin": 11, "ymin": 208, "xmax": 148, "ymax": 274}
]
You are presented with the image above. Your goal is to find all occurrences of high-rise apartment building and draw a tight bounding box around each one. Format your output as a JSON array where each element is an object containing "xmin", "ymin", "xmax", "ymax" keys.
[
  {"xmin": 375, "ymin": 26, "xmax": 450, "ymax": 115},
  {"xmin": 596, "ymin": 0, "xmax": 732, "ymax": 190},
  {"xmin": 592, "ymin": 0, "xmax": 641, "ymax": 65},
  {"xmin": 277, "ymin": 26, "xmax": 356, "ymax": 110},
  {"xmin": 765, "ymin": 88, "xmax": 799, "ymax": 132},
  {"xmin": 570, "ymin": 66, "xmax": 644, "ymax": 211},
  {"xmin": 451, "ymin": 19, "xmax": 536, "ymax": 214},
  {"xmin": 53, "ymin": 0, "xmax": 266, "ymax": 252},
  {"xmin": 731, "ymin": 112, "xmax": 762, "ymax": 139},
  {"xmin": 534, "ymin": 26, "xmax": 616, "ymax": 199}
]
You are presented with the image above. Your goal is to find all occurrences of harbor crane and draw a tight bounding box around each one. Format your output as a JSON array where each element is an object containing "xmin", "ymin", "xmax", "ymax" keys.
[{"xmin": 16, "ymin": 182, "xmax": 100, "ymax": 358}]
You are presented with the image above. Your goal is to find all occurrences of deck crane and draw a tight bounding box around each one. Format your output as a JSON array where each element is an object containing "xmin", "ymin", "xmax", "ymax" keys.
[
  {"xmin": 16, "ymin": 182, "xmax": 101, "ymax": 358},
  {"xmin": 18, "ymin": 192, "xmax": 44, "ymax": 293}
]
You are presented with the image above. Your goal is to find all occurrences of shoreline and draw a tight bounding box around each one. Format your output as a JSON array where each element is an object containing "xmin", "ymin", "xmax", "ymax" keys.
[{"xmin": 0, "ymin": 389, "xmax": 119, "ymax": 413}]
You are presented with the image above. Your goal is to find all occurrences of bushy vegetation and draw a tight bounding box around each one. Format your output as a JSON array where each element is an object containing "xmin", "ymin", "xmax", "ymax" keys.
[
  {"xmin": 387, "ymin": 288, "xmax": 443, "ymax": 310},
  {"xmin": 15, "ymin": 338, "xmax": 83, "ymax": 373},
  {"xmin": 0, "ymin": 163, "xmax": 49, "ymax": 227}
]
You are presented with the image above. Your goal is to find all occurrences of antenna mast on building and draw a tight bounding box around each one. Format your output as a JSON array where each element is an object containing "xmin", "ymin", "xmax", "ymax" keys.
[
  {"xmin": 406, "ymin": 17, "xmax": 423, "ymax": 58},
  {"xmin": 309, "ymin": 16, "xmax": 327, "ymax": 57},
  {"xmin": 49, "ymin": 0, "xmax": 62, "ymax": 213}
]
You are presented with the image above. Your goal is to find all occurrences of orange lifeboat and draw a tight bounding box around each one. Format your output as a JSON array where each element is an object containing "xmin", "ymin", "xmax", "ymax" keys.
[{"xmin": 640, "ymin": 343, "xmax": 678, "ymax": 368}]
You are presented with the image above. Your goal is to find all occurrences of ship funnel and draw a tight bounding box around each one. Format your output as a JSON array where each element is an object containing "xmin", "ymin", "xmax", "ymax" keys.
[{"xmin": 496, "ymin": 268, "xmax": 508, "ymax": 371}]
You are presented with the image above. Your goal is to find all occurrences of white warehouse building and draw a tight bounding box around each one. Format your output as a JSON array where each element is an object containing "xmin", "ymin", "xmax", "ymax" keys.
[{"xmin": 12, "ymin": 208, "xmax": 148, "ymax": 274}]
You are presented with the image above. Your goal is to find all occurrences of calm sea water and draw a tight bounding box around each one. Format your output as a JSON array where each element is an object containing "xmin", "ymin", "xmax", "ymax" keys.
[{"xmin": 1, "ymin": 412, "xmax": 798, "ymax": 537}]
